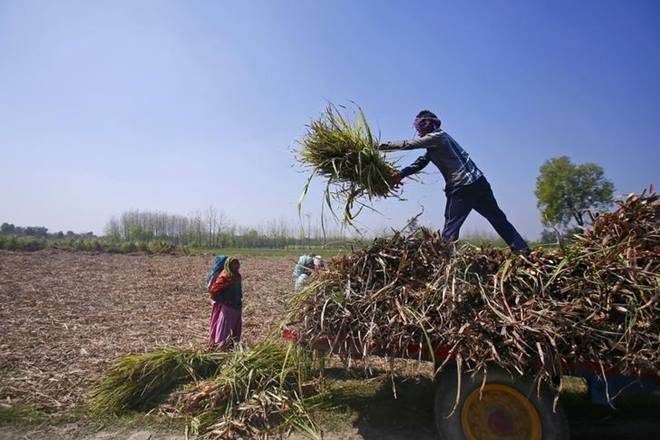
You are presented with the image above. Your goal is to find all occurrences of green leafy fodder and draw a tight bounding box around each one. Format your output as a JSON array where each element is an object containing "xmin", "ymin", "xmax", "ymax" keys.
[
  {"xmin": 89, "ymin": 348, "xmax": 228, "ymax": 414},
  {"xmin": 178, "ymin": 340, "xmax": 326, "ymax": 439},
  {"xmin": 297, "ymin": 104, "xmax": 399, "ymax": 226}
]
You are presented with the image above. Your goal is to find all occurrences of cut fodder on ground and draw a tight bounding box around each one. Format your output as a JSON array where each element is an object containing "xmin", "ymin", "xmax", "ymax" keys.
[
  {"xmin": 289, "ymin": 190, "xmax": 660, "ymax": 394},
  {"xmin": 89, "ymin": 348, "xmax": 228, "ymax": 414},
  {"xmin": 176, "ymin": 340, "xmax": 327, "ymax": 439},
  {"xmin": 297, "ymin": 104, "xmax": 399, "ymax": 227}
]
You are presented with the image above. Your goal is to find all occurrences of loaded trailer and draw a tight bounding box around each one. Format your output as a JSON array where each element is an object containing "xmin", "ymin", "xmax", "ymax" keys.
[{"xmin": 282, "ymin": 327, "xmax": 659, "ymax": 440}]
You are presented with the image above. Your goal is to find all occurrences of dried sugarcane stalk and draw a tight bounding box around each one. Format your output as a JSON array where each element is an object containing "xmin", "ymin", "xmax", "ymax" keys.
[{"xmin": 290, "ymin": 190, "xmax": 660, "ymax": 391}]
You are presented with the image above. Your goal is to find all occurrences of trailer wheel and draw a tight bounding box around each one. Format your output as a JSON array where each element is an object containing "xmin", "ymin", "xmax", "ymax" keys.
[{"xmin": 434, "ymin": 368, "xmax": 569, "ymax": 440}]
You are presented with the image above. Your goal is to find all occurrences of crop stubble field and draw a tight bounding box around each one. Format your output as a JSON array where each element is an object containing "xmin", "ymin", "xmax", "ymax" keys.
[{"xmin": 0, "ymin": 250, "xmax": 292, "ymax": 412}]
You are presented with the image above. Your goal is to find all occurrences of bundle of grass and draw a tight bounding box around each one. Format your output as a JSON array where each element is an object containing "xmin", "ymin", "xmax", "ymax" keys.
[
  {"xmin": 177, "ymin": 340, "xmax": 326, "ymax": 439},
  {"xmin": 297, "ymin": 104, "xmax": 399, "ymax": 227},
  {"xmin": 289, "ymin": 191, "xmax": 659, "ymax": 392},
  {"xmin": 89, "ymin": 348, "xmax": 228, "ymax": 414}
]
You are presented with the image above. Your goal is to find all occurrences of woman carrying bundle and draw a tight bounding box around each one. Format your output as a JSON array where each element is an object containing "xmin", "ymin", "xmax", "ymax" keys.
[{"xmin": 208, "ymin": 257, "xmax": 243, "ymax": 349}]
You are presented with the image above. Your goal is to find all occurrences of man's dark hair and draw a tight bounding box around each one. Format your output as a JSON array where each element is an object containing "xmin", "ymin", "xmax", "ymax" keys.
[{"xmin": 416, "ymin": 110, "xmax": 438, "ymax": 119}]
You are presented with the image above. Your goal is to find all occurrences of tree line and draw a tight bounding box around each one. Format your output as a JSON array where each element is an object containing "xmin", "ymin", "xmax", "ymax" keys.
[
  {"xmin": 0, "ymin": 223, "xmax": 95, "ymax": 239},
  {"xmin": 104, "ymin": 208, "xmax": 351, "ymax": 249}
]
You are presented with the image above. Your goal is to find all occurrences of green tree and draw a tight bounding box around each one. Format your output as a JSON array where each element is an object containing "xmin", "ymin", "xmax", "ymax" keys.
[
  {"xmin": 1, "ymin": 223, "xmax": 15, "ymax": 235},
  {"xmin": 535, "ymin": 156, "xmax": 614, "ymax": 229}
]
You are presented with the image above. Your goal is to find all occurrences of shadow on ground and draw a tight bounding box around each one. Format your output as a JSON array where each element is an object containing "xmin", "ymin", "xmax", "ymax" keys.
[
  {"xmin": 563, "ymin": 391, "xmax": 660, "ymax": 440},
  {"xmin": 324, "ymin": 370, "xmax": 436, "ymax": 440},
  {"xmin": 319, "ymin": 369, "xmax": 660, "ymax": 440}
]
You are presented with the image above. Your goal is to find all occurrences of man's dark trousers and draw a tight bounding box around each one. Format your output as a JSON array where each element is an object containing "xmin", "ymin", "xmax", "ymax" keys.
[{"xmin": 442, "ymin": 177, "xmax": 528, "ymax": 251}]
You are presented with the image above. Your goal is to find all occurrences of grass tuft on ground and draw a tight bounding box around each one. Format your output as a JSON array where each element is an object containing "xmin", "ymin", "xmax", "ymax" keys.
[{"xmin": 88, "ymin": 348, "xmax": 228, "ymax": 414}]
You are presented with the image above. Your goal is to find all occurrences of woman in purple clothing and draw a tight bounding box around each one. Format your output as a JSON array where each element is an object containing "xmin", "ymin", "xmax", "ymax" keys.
[{"xmin": 208, "ymin": 257, "xmax": 242, "ymax": 349}]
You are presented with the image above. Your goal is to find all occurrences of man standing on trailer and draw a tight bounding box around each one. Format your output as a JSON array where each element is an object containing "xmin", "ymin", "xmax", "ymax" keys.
[{"xmin": 379, "ymin": 110, "xmax": 529, "ymax": 253}]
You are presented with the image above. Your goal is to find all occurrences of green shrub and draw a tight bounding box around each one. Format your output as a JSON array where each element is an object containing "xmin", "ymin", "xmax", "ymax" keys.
[
  {"xmin": 0, "ymin": 236, "xmax": 187, "ymax": 255},
  {"xmin": 21, "ymin": 237, "xmax": 47, "ymax": 251},
  {"xmin": 105, "ymin": 241, "xmax": 123, "ymax": 253},
  {"xmin": 147, "ymin": 240, "xmax": 175, "ymax": 254},
  {"xmin": 119, "ymin": 242, "xmax": 135, "ymax": 253},
  {"xmin": 5, "ymin": 235, "xmax": 18, "ymax": 250},
  {"xmin": 0, "ymin": 236, "xmax": 47, "ymax": 251}
]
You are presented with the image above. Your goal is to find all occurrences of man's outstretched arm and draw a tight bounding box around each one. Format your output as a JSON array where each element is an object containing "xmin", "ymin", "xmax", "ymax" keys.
[
  {"xmin": 399, "ymin": 152, "xmax": 431, "ymax": 179},
  {"xmin": 379, "ymin": 132, "xmax": 441, "ymax": 151}
]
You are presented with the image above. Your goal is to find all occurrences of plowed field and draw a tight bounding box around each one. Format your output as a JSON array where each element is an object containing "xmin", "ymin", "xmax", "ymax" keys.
[{"xmin": 0, "ymin": 250, "xmax": 292, "ymax": 411}]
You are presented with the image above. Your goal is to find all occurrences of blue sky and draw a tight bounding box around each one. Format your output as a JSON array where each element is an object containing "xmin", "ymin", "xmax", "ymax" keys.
[{"xmin": 1, "ymin": 0, "xmax": 658, "ymax": 238}]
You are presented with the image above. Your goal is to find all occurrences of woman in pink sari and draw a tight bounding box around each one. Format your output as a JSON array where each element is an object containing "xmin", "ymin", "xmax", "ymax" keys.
[{"xmin": 208, "ymin": 257, "xmax": 242, "ymax": 349}]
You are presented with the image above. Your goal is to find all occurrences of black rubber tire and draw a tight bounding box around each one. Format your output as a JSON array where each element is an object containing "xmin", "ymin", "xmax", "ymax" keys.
[{"xmin": 434, "ymin": 367, "xmax": 569, "ymax": 440}]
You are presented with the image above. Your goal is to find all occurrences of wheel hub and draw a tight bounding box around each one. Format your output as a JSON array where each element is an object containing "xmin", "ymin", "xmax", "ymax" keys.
[
  {"xmin": 488, "ymin": 409, "xmax": 515, "ymax": 435},
  {"xmin": 461, "ymin": 383, "xmax": 542, "ymax": 440}
]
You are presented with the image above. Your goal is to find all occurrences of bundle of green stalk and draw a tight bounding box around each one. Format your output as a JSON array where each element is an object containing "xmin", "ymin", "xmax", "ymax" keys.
[
  {"xmin": 297, "ymin": 104, "xmax": 399, "ymax": 226},
  {"xmin": 91, "ymin": 342, "xmax": 328, "ymax": 439},
  {"xmin": 290, "ymin": 191, "xmax": 659, "ymax": 388},
  {"xmin": 89, "ymin": 348, "xmax": 228, "ymax": 414},
  {"xmin": 175, "ymin": 340, "xmax": 326, "ymax": 439}
]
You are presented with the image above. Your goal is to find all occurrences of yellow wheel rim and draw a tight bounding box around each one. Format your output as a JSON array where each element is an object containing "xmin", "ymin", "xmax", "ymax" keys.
[{"xmin": 460, "ymin": 383, "xmax": 542, "ymax": 440}]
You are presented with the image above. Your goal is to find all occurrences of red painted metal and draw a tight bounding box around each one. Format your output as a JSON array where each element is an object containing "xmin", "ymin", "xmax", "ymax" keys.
[{"xmin": 281, "ymin": 326, "xmax": 658, "ymax": 380}]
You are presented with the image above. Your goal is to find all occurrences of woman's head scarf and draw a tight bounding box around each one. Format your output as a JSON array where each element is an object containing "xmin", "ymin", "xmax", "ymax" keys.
[{"xmin": 223, "ymin": 257, "xmax": 240, "ymax": 278}]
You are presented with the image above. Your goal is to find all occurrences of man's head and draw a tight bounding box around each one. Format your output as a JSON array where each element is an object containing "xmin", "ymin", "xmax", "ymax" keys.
[{"xmin": 413, "ymin": 110, "xmax": 441, "ymax": 136}]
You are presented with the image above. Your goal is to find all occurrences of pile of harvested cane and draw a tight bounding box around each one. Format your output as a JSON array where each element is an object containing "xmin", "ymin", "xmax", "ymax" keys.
[
  {"xmin": 175, "ymin": 340, "xmax": 324, "ymax": 439},
  {"xmin": 290, "ymin": 190, "xmax": 660, "ymax": 388}
]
